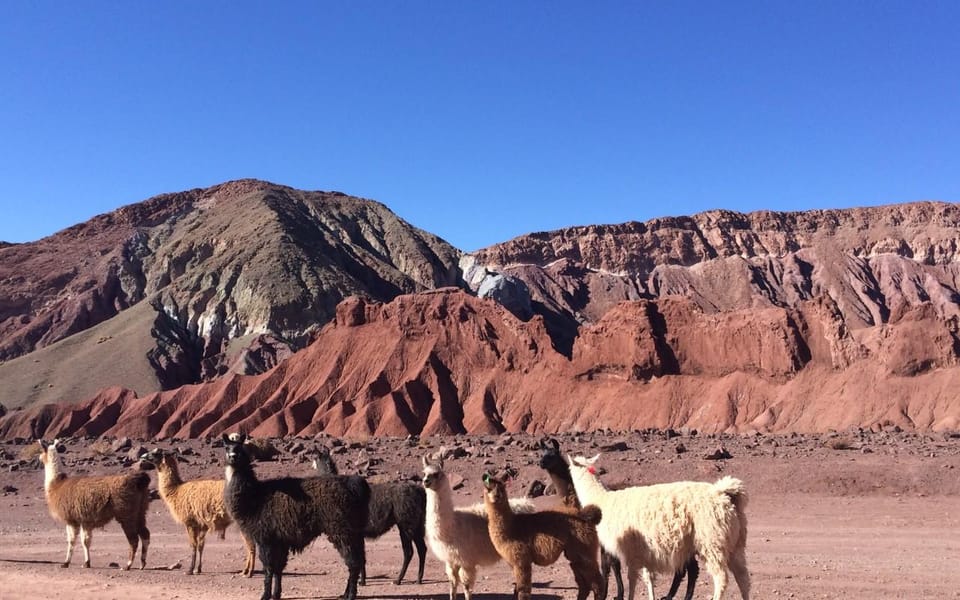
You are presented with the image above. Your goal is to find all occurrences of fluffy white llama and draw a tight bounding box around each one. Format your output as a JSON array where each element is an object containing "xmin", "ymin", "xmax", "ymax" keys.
[{"xmin": 567, "ymin": 454, "xmax": 750, "ymax": 600}]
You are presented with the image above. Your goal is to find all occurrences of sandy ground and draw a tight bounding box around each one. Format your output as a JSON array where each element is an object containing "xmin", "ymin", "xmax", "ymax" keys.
[{"xmin": 1, "ymin": 430, "xmax": 958, "ymax": 600}]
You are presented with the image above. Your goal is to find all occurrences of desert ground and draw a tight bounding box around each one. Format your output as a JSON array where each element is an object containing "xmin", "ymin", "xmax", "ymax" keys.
[{"xmin": 1, "ymin": 429, "xmax": 958, "ymax": 600}]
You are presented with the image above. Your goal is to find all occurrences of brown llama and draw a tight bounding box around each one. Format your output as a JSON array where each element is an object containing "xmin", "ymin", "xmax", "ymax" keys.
[{"xmin": 482, "ymin": 472, "xmax": 605, "ymax": 600}]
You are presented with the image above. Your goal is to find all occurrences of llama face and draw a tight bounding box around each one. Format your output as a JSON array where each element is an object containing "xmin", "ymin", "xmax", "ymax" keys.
[
  {"xmin": 222, "ymin": 433, "xmax": 251, "ymax": 468},
  {"xmin": 538, "ymin": 437, "xmax": 565, "ymax": 475},
  {"xmin": 421, "ymin": 455, "xmax": 446, "ymax": 490},
  {"xmin": 38, "ymin": 439, "xmax": 67, "ymax": 467},
  {"xmin": 311, "ymin": 448, "xmax": 337, "ymax": 475},
  {"xmin": 481, "ymin": 473, "xmax": 507, "ymax": 505}
]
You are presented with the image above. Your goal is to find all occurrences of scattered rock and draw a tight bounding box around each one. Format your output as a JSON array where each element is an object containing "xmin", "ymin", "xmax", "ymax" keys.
[
  {"xmin": 600, "ymin": 441, "xmax": 630, "ymax": 452},
  {"xmin": 449, "ymin": 474, "xmax": 466, "ymax": 490},
  {"xmin": 168, "ymin": 561, "xmax": 182, "ymax": 570},
  {"xmin": 704, "ymin": 446, "xmax": 733, "ymax": 460}
]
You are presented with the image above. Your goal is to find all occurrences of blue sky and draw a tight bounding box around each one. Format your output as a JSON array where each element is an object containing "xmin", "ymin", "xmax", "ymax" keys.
[{"xmin": 1, "ymin": 2, "xmax": 958, "ymax": 251}]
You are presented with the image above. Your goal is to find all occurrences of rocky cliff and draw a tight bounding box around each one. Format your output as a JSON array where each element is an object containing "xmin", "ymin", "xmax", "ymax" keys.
[{"xmin": 462, "ymin": 203, "xmax": 960, "ymax": 354}]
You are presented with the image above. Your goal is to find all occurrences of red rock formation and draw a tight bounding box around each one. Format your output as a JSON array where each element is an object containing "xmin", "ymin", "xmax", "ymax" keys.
[{"xmin": 4, "ymin": 289, "xmax": 960, "ymax": 439}]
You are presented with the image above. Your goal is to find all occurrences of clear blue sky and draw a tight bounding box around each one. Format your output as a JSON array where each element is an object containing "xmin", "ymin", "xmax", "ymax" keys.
[{"xmin": 1, "ymin": 2, "xmax": 958, "ymax": 251}]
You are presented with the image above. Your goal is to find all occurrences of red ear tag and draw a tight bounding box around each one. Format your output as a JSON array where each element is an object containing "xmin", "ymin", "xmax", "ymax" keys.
[{"xmin": 587, "ymin": 466, "xmax": 597, "ymax": 475}]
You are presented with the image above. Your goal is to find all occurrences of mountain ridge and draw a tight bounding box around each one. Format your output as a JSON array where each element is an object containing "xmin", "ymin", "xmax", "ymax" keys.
[{"xmin": 2, "ymin": 183, "xmax": 959, "ymax": 437}]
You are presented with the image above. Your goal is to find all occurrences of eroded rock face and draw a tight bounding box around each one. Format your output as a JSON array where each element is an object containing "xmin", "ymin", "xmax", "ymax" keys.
[
  {"xmin": 463, "ymin": 202, "xmax": 960, "ymax": 353},
  {"xmin": 0, "ymin": 180, "xmax": 462, "ymax": 399},
  {"xmin": 5, "ymin": 289, "xmax": 960, "ymax": 440}
]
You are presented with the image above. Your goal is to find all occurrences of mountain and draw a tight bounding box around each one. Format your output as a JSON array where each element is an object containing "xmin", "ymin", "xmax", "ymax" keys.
[
  {"xmin": 2, "ymin": 190, "xmax": 960, "ymax": 438},
  {"xmin": 0, "ymin": 180, "xmax": 461, "ymax": 408}
]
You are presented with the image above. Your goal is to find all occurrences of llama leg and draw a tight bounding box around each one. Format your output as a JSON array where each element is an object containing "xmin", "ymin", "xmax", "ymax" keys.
[
  {"xmin": 258, "ymin": 545, "xmax": 274, "ymax": 600},
  {"xmin": 80, "ymin": 527, "xmax": 93, "ymax": 568},
  {"xmin": 625, "ymin": 565, "xmax": 639, "ymax": 600},
  {"xmin": 568, "ymin": 556, "xmax": 599, "ymax": 600},
  {"xmin": 729, "ymin": 549, "xmax": 751, "ymax": 600},
  {"xmin": 138, "ymin": 520, "xmax": 150, "ymax": 570},
  {"xmin": 195, "ymin": 528, "xmax": 207, "ymax": 574},
  {"xmin": 332, "ymin": 533, "xmax": 364, "ymax": 600},
  {"xmin": 663, "ymin": 567, "xmax": 683, "ymax": 600},
  {"xmin": 120, "ymin": 522, "xmax": 139, "ymax": 571},
  {"xmin": 413, "ymin": 533, "xmax": 427, "ymax": 584},
  {"xmin": 610, "ymin": 553, "xmax": 625, "ymax": 600},
  {"xmin": 600, "ymin": 551, "xmax": 612, "ymax": 600},
  {"xmin": 271, "ymin": 546, "xmax": 290, "ymax": 600},
  {"xmin": 186, "ymin": 527, "xmax": 199, "ymax": 575},
  {"xmin": 241, "ymin": 534, "xmax": 256, "ymax": 577},
  {"xmin": 705, "ymin": 559, "xmax": 728, "ymax": 600},
  {"xmin": 394, "ymin": 528, "xmax": 414, "ymax": 584},
  {"xmin": 682, "ymin": 557, "xmax": 700, "ymax": 600},
  {"xmin": 643, "ymin": 567, "xmax": 658, "ymax": 600},
  {"xmin": 459, "ymin": 565, "xmax": 477, "ymax": 600},
  {"xmin": 62, "ymin": 524, "xmax": 78, "ymax": 568},
  {"xmin": 512, "ymin": 563, "xmax": 532, "ymax": 600},
  {"xmin": 444, "ymin": 562, "xmax": 460, "ymax": 600}
]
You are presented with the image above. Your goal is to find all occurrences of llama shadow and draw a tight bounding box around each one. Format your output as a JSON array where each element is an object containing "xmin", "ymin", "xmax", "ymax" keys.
[
  {"xmin": 0, "ymin": 558, "xmax": 59, "ymax": 565},
  {"xmin": 359, "ymin": 595, "xmax": 561, "ymax": 600}
]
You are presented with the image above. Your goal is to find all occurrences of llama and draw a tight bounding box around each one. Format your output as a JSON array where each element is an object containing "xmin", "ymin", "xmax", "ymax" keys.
[
  {"xmin": 140, "ymin": 448, "xmax": 255, "ymax": 576},
  {"xmin": 538, "ymin": 437, "xmax": 699, "ymax": 600},
  {"xmin": 312, "ymin": 446, "xmax": 427, "ymax": 585},
  {"xmin": 421, "ymin": 448, "xmax": 536, "ymax": 600},
  {"xmin": 567, "ymin": 454, "xmax": 750, "ymax": 600},
  {"xmin": 221, "ymin": 433, "xmax": 369, "ymax": 600},
  {"xmin": 482, "ymin": 472, "xmax": 604, "ymax": 600},
  {"xmin": 38, "ymin": 439, "xmax": 151, "ymax": 570}
]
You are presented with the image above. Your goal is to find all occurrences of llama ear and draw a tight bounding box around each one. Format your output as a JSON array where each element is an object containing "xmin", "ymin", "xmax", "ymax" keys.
[
  {"xmin": 38, "ymin": 440, "xmax": 48, "ymax": 450},
  {"xmin": 550, "ymin": 438, "xmax": 560, "ymax": 451},
  {"xmin": 221, "ymin": 433, "xmax": 232, "ymax": 444},
  {"xmin": 422, "ymin": 454, "xmax": 431, "ymax": 469}
]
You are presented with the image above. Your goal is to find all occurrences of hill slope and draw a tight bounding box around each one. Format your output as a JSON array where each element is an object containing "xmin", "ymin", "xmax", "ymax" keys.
[{"xmin": 0, "ymin": 180, "xmax": 461, "ymax": 405}]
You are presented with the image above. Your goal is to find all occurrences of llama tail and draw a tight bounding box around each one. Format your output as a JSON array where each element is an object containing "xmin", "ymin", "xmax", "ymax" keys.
[
  {"xmin": 578, "ymin": 505, "xmax": 602, "ymax": 526},
  {"xmin": 714, "ymin": 476, "xmax": 748, "ymax": 511}
]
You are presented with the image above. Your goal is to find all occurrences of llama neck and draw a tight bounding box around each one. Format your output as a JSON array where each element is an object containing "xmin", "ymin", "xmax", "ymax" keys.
[
  {"xmin": 547, "ymin": 470, "xmax": 580, "ymax": 508},
  {"xmin": 223, "ymin": 462, "xmax": 259, "ymax": 515},
  {"xmin": 43, "ymin": 452, "xmax": 64, "ymax": 495},
  {"xmin": 157, "ymin": 462, "xmax": 184, "ymax": 498},
  {"xmin": 484, "ymin": 494, "xmax": 513, "ymax": 536},
  {"xmin": 569, "ymin": 467, "xmax": 608, "ymax": 508},
  {"xmin": 425, "ymin": 480, "xmax": 456, "ymax": 538}
]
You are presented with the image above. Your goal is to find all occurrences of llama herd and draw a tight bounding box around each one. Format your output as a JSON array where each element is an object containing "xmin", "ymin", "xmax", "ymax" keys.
[{"xmin": 34, "ymin": 434, "xmax": 751, "ymax": 600}]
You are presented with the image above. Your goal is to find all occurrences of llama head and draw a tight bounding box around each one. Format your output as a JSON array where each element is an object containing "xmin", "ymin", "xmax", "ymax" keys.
[
  {"xmin": 537, "ymin": 437, "xmax": 566, "ymax": 475},
  {"xmin": 566, "ymin": 453, "xmax": 602, "ymax": 478},
  {"xmin": 481, "ymin": 471, "xmax": 511, "ymax": 508},
  {"xmin": 311, "ymin": 446, "xmax": 337, "ymax": 475},
  {"xmin": 222, "ymin": 433, "xmax": 252, "ymax": 468},
  {"xmin": 421, "ymin": 447, "xmax": 448, "ymax": 490},
  {"xmin": 37, "ymin": 438, "xmax": 66, "ymax": 467},
  {"xmin": 139, "ymin": 448, "xmax": 176, "ymax": 472}
]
